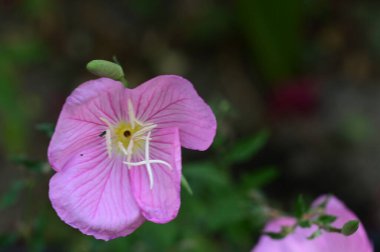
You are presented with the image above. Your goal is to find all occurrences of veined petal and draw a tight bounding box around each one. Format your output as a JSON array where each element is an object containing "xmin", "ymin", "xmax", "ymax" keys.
[
  {"xmin": 48, "ymin": 120, "xmax": 103, "ymax": 173},
  {"xmin": 64, "ymin": 78, "xmax": 124, "ymax": 108},
  {"xmin": 48, "ymin": 78, "xmax": 125, "ymax": 172},
  {"xmin": 133, "ymin": 75, "xmax": 216, "ymax": 151},
  {"xmin": 253, "ymin": 196, "xmax": 373, "ymax": 252},
  {"xmin": 49, "ymin": 152, "xmax": 144, "ymax": 241},
  {"xmin": 129, "ymin": 127, "xmax": 181, "ymax": 223}
]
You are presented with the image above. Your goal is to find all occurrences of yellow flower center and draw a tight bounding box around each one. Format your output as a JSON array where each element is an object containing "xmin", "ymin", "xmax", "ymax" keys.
[
  {"xmin": 113, "ymin": 121, "xmax": 144, "ymax": 154},
  {"xmin": 99, "ymin": 99, "xmax": 172, "ymax": 189}
]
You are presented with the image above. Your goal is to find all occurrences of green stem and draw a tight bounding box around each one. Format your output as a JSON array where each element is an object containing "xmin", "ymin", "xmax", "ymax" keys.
[{"xmin": 120, "ymin": 76, "xmax": 129, "ymax": 87}]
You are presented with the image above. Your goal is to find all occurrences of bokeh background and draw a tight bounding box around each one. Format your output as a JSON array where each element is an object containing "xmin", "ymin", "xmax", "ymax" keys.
[{"xmin": 1, "ymin": 0, "xmax": 380, "ymax": 251}]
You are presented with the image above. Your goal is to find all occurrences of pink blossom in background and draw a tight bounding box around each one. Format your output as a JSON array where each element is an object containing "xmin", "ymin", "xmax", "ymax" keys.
[
  {"xmin": 252, "ymin": 195, "xmax": 373, "ymax": 252},
  {"xmin": 268, "ymin": 77, "xmax": 319, "ymax": 118},
  {"xmin": 48, "ymin": 76, "xmax": 216, "ymax": 240}
]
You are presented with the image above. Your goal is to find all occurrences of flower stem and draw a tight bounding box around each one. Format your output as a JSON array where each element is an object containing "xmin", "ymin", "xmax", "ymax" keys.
[{"xmin": 120, "ymin": 76, "xmax": 129, "ymax": 87}]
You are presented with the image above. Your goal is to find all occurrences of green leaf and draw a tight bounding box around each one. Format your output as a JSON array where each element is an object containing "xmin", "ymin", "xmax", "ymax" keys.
[
  {"xmin": 316, "ymin": 194, "xmax": 332, "ymax": 209},
  {"xmin": 86, "ymin": 60, "xmax": 125, "ymax": 81},
  {"xmin": 307, "ymin": 229, "xmax": 322, "ymax": 240},
  {"xmin": 12, "ymin": 156, "xmax": 50, "ymax": 173},
  {"xmin": 264, "ymin": 225, "xmax": 293, "ymax": 240},
  {"xmin": 318, "ymin": 214, "xmax": 337, "ymax": 225},
  {"xmin": 35, "ymin": 122, "xmax": 55, "ymax": 137},
  {"xmin": 342, "ymin": 220, "xmax": 359, "ymax": 236},
  {"xmin": 183, "ymin": 162, "xmax": 229, "ymax": 188},
  {"xmin": 295, "ymin": 195, "xmax": 308, "ymax": 219},
  {"xmin": 298, "ymin": 219, "xmax": 312, "ymax": 228},
  {"xmin": 242, "ymin": 166, "xmax": 278, "ymax": 189},
  {"xmin": 264, "ymin": 231, "xmax": 287, "ymax": 240},
  {"xmin": 225, "ymin": 129, "xmax": 269, "ymax": 164},
  {"xmin": 181, "ymin": 175, "xmax": 193, "ymax": 195},
  {"xmin": 204, "ymin": 192, "xmax": 247, "ymax": 231}
]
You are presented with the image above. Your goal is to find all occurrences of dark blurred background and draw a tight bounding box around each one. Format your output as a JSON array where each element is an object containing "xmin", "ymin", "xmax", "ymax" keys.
[{"xmin": 1, "ymin": 0, "xmax": 380, "ymax": 251}]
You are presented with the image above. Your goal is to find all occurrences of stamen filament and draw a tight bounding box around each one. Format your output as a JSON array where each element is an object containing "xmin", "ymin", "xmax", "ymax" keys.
[
  {"xmin": 118, "ymin": 141, "xmax": 128, "ymax": 156},
  {"xmin": 122, "ymin": 130, "xmax": 173, "ymax": 189},
  {"xmin": 128, "ymin": 99, "xmax": 136, "ymax": 129},
  {"xmin": 126, "ymin": 139, "xmax": 134, "ymax": 164},
  {"xmin": 133, "ymin": 124, "xmax": 156, "ymax": 138},
  {"xmin": 100, "ymin": 117, "xmax": 114, "ymax": 130},
  {"xmin": 145, "ymin": 131, "xmax": 154, "ymax": 189}
]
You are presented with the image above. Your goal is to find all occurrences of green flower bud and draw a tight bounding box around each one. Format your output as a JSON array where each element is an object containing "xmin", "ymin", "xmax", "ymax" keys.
[{"xmin": 86, "ymin": 60, "xmax": 125, "ymax": 81}]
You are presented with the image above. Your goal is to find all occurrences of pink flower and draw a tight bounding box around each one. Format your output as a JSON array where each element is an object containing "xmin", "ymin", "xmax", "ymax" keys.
[
  {"xmin": 48, "ymin": 76, "xmax": 216, "ymax": 240},
  {"xmin": 252, "ymin": 196, "xmax": 373, "ymax": 252}
]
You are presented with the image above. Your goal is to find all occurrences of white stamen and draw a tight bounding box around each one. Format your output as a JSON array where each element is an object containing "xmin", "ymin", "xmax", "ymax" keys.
[
  {"xmin": 133, "ymin": 124, "xmax": 157, "ymax": 138},
  {"xmin": 133, "ymin": 136, "xmax": 147, "ymax": 141},
  {"xmin": 105, "ymin": 129, "xmax": 112, "ymax": 158},
  {"xmin": 126, "ymin": 139, "xmax": 134, "ymax": 165},
  {"xmin": 100, "ymin": 117, "xmax": 114, "ymax": 130},
  {"xmin": 118, "ymin": 141, "xmax": 128, "ymax": 156},
  {"xmin": 100, "ymin": 117, "xmax": 114, "ymax": 158},
  {"xmin": 133, "ymin": 136, "xmax": 153, "ymax": 142},
  {"xmin": 128, "ymin": 99, "xmax": 136, "ymax": 129},
  {"xmin": 111, "ymin": 106, "xmax": 173, "ymax": 189}
]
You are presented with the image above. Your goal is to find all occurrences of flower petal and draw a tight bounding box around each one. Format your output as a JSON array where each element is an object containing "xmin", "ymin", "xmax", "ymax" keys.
[
  {"xmin": 129, "ymin": 127, "xmax": 181, "ymax": 223},
  {"xmin": 64, "ymin": 78, "xmax": 124, "ymax": 108},
  {"xmin": 253, "ymin": 217, "xmax": 312, "ymax": 252},
  {"xmin": 311, "ymin": 195, "xmax": 373, "ymax": 251},
  {"xmin": 253, "ymin": 196, "xmax": 373, "ymax": 252},
  {"xmin": 48, "ymin": 78, "xmax": 125, "ymax": 172},
  {"xmin": 133, "ymin": 75, "xmax": 216, "ymax": 151},
  {"xmin": 49, "ymin": 151, "xmax": 144, "ymax": 241}
]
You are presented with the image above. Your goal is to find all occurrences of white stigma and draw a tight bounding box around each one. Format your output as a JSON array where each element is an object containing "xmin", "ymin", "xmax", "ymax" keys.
[
  {"xmin": 101, "ymin": 100, "xmax": 172, "ymax": 190},
  {"xmin": 123, "ymin": 131, "xmax": 173, "ymax": 189}
]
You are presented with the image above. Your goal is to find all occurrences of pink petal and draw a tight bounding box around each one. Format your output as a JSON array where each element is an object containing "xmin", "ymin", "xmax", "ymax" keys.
[
  {"xmin": 48, "ymin": 78, "xmax": 125, "ymax": 172},
  {"xmin": 253, "ymin": 217, "xmax": 316, "ymax": 252},
  {"xmin": 133, "ymin": 75, "xmax": 216, "ymax": 151},
  {"xmin": 49, "ymin": 151, "xmax": 144, "ymax": 241},
  {"xmin": 129, "ymin": 127, "xmax": 181, "ymax": 223},
  {"xmin": 253, "ymin": 196, "xmax": 373, "ymax": 252},
  {"xmin": 311, "ymin": 195, "xmax": 373, "ymax": 251},
  {"xmin": 65, "ymin": 78, "xmax": 124, "ymax": 108}
]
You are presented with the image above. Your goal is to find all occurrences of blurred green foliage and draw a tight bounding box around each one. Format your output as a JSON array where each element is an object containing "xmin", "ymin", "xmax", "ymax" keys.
[
  {"xmin": 237, "ymin": 0, "xmax": 302, "ymax": 82},
  {"xmin": 1, "ymin": 119, "xmax": 277, "ymax": 251},
  {"xmin": 0, "ymin": 180, "xmax": 27, "ymax": 210},
  {"xmin": 1, "ymin": 0, "xmax": 375, "ymax": 250},
  {"xmin": 0, "ymin": 35, "xmax": 47, "ymax": 154},
  {"xmin": 0, "ymin": 0, "xmax": 284, "ymax": 247}
]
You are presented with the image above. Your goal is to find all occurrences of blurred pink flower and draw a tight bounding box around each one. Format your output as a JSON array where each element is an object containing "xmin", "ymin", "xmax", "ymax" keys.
[
  {"xmin": 252, "ymin": 195, "xmax": 373, "ymax": 252},
  {"xmin": 268, "ymin": 77, "xmax": 319, "ymax": 118},
  {"xmin": 48, "ymin": 76, "xmax": 216, "ymax": 240}
]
